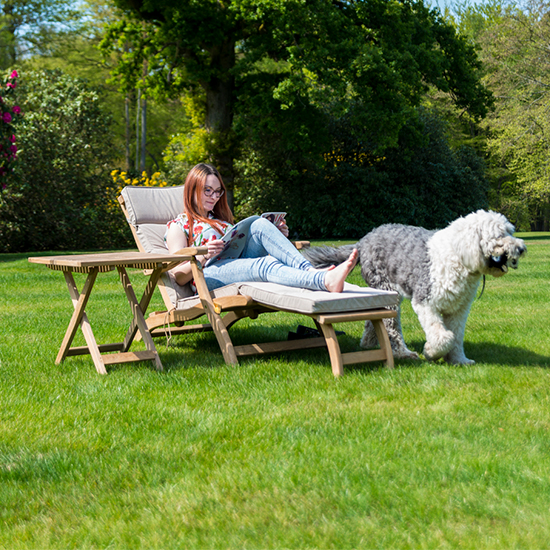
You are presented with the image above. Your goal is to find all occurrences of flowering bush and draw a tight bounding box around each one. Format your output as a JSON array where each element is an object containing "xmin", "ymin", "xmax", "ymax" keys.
[
  {"xmin": 0, "ymin": 70, "xmax": 22, "ymax": 187},
  {"xmin": 111, "ymin": 169, "xmax": 168, "ymax": 192},
  {"xmin": 0, "ymin": 69, "xmax": 125, "ymax": 252}
]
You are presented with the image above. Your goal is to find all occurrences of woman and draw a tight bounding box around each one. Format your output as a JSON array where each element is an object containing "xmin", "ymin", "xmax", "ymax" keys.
[{"xmin": 165, "ymin": 163, "xmax": 357, "ymax": 293}]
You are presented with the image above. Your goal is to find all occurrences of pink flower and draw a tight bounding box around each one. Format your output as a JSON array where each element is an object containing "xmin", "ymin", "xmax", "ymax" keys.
[
  {"xmin": 3, "ymin": 112, "xmax": 12, "ymax": 123},
  {"xmin": 12, "ymin": 106, "xmax": 20, "ymax": 114},
  {"xmin": 9, "ymin": 70, "xmax": 18, "ymax": 79}
]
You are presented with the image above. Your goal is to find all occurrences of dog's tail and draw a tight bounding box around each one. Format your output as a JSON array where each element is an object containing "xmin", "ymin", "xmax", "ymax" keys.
[{"xmin": 302, "ymin": 244, "xmax": 358, "ymax": 268}]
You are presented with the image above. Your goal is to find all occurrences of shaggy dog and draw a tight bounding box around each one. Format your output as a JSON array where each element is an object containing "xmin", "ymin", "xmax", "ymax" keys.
[{"xmin": 304, "ymin": 210, "xmax": 526, "ymax": 364}]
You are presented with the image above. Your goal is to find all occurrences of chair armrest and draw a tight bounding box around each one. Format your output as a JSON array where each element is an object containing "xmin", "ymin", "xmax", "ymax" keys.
[{"xmin": 174, "ymin": 246, "xmax": 209, "ymax": 256}]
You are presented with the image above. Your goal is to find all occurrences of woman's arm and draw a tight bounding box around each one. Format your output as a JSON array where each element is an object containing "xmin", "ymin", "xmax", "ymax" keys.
[{"xmin": 165, "ymin": 224, "xmax": 225, "ymax": 286}]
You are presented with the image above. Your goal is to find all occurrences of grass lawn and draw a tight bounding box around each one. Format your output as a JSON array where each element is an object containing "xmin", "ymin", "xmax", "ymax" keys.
[{"xmin": 1, "ymin": 233, "xmax": 550, "ymax": 549}]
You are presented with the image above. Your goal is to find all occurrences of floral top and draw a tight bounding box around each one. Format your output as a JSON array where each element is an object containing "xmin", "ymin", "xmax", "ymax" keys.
[{"xmin": 165, "ymin": 212, "xmax": 233, "ymax": 292}]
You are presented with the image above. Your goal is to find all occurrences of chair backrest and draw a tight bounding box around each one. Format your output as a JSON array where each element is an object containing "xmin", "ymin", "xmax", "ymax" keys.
[{"xmin": 119, "ymin": 185, "xmax": 194, "ymax": 306}]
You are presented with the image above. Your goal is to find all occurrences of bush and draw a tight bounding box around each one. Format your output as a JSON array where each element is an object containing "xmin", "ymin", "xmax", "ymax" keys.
[
  {"xmin": 0, "ymin": 69, "xmax": 131, "ymax": 252},
  {"xmin": 234, "ymin": 107, "xmax": 489, "ymax": 239}
]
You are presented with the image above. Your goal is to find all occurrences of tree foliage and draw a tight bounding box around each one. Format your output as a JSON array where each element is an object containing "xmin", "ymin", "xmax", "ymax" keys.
[
  {"xmin": 0, "ymin": 0, "xmax": 81, "ymax": 69},
  {"xmin": 469, "ymin": 0, "xmax": 550, "ymax": 229},
  {"xmin": 104, "ymin": 0, "xmax": 493, "ymax": 205},
  {"xmin": 235, "ymin": 107, "xmax": 488, "ymax": 238}
]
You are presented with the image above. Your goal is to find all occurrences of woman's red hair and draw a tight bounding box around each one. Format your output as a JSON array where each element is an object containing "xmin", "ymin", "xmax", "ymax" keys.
[{"xmin": 183, "ymin": 163, "xmax": 234, "ymax": 247}]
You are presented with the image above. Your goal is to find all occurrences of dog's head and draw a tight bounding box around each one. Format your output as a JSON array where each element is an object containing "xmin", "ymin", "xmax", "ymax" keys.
[{"xmin": 452, "ymin": 210, "xmax": 526, "ymax": 277}]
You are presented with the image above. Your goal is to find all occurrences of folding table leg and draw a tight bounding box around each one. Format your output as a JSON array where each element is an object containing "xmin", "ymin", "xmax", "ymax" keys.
[
  {"xmin": 58, "ymin": 269, "xmax": 108, "ymax": 375},
  {"xmin": 121, "ymin": 266, "xmax": 163, "ymax": 352},
  {"xmin": 117, "ymin": 266, "xmax": 163, "ymax": 371}
]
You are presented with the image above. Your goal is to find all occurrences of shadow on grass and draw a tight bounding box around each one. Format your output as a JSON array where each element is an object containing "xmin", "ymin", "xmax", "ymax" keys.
[
  {"xmin": 146, "ymin": 326, "xmax": 422, "ymax": 375},
  {"xmin": 105, "ymin": 327, "xmax": 550, "ymax": 375},
  {"xmin": 400, "ymin": 339, "xmax": 550, "ymax": 368},
  {"xmin": 516, "ymin": 233, "xmax": 550, "ymax": 241},
  {"xmin": 464, "ymin": 341, "xmax": 550, "ymax": 367}
]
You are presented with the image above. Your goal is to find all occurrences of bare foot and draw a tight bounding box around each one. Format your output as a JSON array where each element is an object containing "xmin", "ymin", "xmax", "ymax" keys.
[{"xmin": 324, "ymin": 249, "xmax": 358, "ymax": 293}]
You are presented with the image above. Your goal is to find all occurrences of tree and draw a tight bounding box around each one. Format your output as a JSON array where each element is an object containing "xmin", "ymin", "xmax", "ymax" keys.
[
  {"xmin": 19, "ymin": 0, "xmax": 191, "ymax": 177},
  {"xmin": 0, "ymin": 0, "xmax": 81, "ymax": 69},
  {"xmin": 104, "ymin": 0, "xmax": 493, "ymax": 207},
  {"xmin": 476, "ymin": 0, "xmax": 550, "ymax": 229}
]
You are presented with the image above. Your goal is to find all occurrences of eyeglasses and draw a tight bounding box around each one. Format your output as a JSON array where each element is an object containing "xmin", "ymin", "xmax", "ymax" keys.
[{"xmin": 203, "ymin": 186, "xmax": 225, "ymax": 198}]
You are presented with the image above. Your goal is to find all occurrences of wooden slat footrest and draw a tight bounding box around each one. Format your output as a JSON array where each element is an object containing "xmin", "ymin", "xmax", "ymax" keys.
[
  {"xmin": 66, "ymin": 343, "xmax": 125, "ymax": 356},
  {"xmin": 342, "ymin": 349, "xmax": 387, "ymax": 365},
  {"xmin": 101, "ymin": 350, "xmax": 157, "ymax": 366}
]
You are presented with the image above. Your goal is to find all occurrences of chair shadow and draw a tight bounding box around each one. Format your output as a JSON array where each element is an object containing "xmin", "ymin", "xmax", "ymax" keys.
[
  {"xmin": 134, "ymin": 325, "xmax": 550, "ymax": 373},
  {"xmin": 152, "ymin": 322, "xmax": 369, "ymax": 372}
]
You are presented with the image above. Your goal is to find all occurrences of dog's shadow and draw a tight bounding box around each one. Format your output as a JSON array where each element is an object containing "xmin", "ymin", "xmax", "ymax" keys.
[{"xmin": 403, "ymin": 340, "xmax": 550, "ymax": 368}]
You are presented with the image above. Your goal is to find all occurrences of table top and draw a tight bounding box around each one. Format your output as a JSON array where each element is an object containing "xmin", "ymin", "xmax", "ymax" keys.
[{"xmin": 28, "ymin": 249, "xmax": 205, "ymax": 270}]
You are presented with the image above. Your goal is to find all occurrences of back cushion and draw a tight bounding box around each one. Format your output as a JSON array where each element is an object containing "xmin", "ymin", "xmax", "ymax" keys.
[
  {"xmin": 121, "ymin": 185, "xmax": 184, "ymax": 254},
  {"xmin": 121, "ymin": 185, "xmax": 194, "ymax": 302}
]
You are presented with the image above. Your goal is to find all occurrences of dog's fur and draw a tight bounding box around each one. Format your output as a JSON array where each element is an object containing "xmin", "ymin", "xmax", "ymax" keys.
[{"xmin": 304, "ymin": 210, "xmax": 526, "ymax": 364}]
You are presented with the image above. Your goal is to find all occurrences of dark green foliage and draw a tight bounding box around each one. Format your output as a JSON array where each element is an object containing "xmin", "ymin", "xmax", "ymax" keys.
[
  {"xmin": 106, "ymin": 0, "xmax": 493, "ymax": 191},
  {"xmin": 236, "ymin": 108, "xmax": 488, "ymax": 239},
  {"xmin": 0, "ymin": 70, "xmax": 132, "ymax": 252}
]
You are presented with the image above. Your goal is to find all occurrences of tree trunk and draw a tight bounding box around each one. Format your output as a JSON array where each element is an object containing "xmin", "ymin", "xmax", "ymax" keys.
[
  {"xmin": 135, "ymin": 88, "xmax": 141, "ymax": 172},
  {"xmin": 205, "ymin": 37, "xmax": 236, "ymax": 210},
  {"xmin": 125, "ymin": 94, "xmax": 131, "ymax": 170},
  {"xmin": 141, "ymin": 95, "xmax": 147, "ymax": 172}
]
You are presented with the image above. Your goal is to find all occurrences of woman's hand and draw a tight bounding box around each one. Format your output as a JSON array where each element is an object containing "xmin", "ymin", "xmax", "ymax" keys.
[
  {"xmin": 204, "ymin": 238, "xmax": 226, "ymax": 260},
  {"xmin": 277, "ymin": 220, "xmax": 289, "ymax": 238}
]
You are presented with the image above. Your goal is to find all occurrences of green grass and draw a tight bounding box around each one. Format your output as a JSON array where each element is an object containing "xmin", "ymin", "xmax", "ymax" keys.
[{"xmin": 1, "ymin": 235, "xmax": 550, "ymax": 549}]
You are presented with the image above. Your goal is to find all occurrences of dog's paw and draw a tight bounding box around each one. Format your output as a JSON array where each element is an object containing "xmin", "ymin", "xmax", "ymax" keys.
[
  {"xmin": 423, "ymin": 342, "xmax": 447, "ymax": 362},
  {"xmin": 394, "ymin": 349, "xmax": 421, "ymax": 361},
  {"xmin": 360, "ymin": 332, "xmax": 378, "ymax": 349},
  {"xmin": 444, "ymin": 352, "xmax": 475, "ymax": 365}
]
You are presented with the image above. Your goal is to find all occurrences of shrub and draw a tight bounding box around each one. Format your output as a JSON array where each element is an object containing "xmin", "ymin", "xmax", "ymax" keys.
[{"xmin": 0, "ymin": 69, "xmax": 130, "ymax": 252}]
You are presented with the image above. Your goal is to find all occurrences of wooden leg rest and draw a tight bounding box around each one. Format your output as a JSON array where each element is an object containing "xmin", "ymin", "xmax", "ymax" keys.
[{"xmin": 313, "ymin": 309, "xmax": 397, "ymax": 376}]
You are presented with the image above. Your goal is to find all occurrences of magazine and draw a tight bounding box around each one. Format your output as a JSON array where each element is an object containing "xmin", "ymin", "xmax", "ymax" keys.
[{"xmin": 205, "ymin": 212, "xmax": 286, "ymax": 266}]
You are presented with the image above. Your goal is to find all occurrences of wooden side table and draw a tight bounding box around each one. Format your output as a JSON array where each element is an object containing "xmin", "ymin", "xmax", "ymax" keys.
[{"xmin": 28, "ymin": 251, "xmax": 193, "ymax": 374}]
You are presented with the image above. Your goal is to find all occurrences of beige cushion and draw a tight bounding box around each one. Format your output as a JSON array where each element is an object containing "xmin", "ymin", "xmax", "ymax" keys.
[
  {"xmin": 121, "ymin": 185, "xmax": 185, "ymax": 255},
  {"xmin": 235, "ymin": 282, "xmax": 398, "ymax": 314},
  {"xmin": 121, "ymin": 185, "xmax": 196, "ymax": 301},
  {"xmin": 175, "ymin": 281, "xmax": 398, "ymax": 315}
]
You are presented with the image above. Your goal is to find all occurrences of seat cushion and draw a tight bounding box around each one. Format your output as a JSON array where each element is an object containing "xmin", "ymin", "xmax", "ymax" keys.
[
  {"xmin": 174, "ymin": 281, "xmax": 398, "ymax": 315},
  {"xmin": 235, "ymin": 282, "xmax": 398, "ymax": 314}
]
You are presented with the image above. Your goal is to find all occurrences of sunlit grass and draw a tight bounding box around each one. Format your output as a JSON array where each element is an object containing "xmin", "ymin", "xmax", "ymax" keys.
[{"xmin": 1, "ymin": 236, "xmax": 549, "ymax": 549}]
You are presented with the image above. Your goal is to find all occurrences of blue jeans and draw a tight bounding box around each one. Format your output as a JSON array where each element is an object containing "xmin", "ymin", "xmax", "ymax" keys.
[{"xmin": 203, "ymin": 217, "xmax": 327, "ymax": 291}]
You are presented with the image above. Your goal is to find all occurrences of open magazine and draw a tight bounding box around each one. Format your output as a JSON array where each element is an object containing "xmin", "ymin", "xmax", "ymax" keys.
[{"xmin": 205, "ymin": 212, "xmax": 286, "ymax": 266}]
